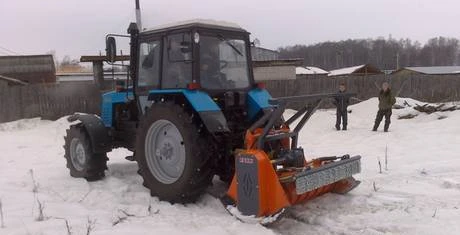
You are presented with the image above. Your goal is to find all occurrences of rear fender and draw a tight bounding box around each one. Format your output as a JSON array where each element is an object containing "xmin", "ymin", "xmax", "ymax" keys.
[
  {"xmin": 67, "ymin": 114, "xmax": 112, "ymax": 153},
  {"xmin": 148, "ymin": 89, "xmax": 230, "ymax": 134}
]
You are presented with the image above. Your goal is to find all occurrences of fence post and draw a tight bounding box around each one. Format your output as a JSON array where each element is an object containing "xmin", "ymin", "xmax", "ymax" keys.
[{"xmin": 93, "ymin": 61, "xmax": 105, "ymax": 90}]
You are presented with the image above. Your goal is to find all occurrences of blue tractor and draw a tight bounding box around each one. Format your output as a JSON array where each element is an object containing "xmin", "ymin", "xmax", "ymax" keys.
[{"xmin": 64, "ymin": 20, "xmax": 361, "ymax": 220}]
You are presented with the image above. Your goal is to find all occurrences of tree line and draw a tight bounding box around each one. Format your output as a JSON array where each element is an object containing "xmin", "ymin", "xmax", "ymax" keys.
[{"xmin": 278, "ymin": 36, "xmax": 460, "ymax": 71}]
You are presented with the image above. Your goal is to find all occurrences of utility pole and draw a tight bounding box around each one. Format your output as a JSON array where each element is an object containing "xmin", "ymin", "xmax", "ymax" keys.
[
  {"xmin": 135, "ymin": 0, "xmax": 142, "ymax": 31},
  {"xmin": 396, "ymin": 52, "xmax": 400, "ymax": 70}
]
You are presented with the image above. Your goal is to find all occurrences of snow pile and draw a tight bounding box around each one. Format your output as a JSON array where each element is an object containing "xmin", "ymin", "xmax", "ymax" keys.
[
  {"xmin": 0, "ymin": 117, "xmax": 46, "ymax": 132},
  {"xmin": 296, "ymin": 66, "xmax": 329, "ymax": 75},
  {"xmin": 328, "ymin": 64, "xmax": 365, "ymax": 76},
  {"xmin": 225, "ymin": 206, "xmax": 284, "ymax": 225},
  {"xmin": 1, "ymin": 97, "xmax": 460, "ymax": 234}
]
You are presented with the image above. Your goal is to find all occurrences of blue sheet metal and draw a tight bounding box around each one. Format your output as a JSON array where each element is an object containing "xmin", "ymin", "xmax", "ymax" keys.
[
  {"xmin": 247, "ymin": 88, "xmax": 272, "ymax": 120},
  {"xmin": 148, "ymin": 89, "xmax": 220, "ymax": 112},
  {"xmin": 101, "ymin": 91, "xmax": 133, "ymax": 127}
]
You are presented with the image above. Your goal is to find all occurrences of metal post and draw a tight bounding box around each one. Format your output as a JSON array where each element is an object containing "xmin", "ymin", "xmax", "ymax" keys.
[{"xmin": 93, "ymin": 61, "xmax": 104, "ymax": 90}]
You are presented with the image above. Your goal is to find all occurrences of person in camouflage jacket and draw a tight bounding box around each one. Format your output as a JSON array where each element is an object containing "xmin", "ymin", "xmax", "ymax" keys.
[{"xmin": 373, "ymin": 82, "xmax": 396, "ymax": 132}]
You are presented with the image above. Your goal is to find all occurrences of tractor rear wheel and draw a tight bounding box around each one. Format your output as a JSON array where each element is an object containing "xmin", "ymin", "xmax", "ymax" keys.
[
  {"xmin": 135, "ymin": 102, "xmax": 213, "ymax": 203},
  {"xmin": 63, "ymin": 125, "xmax": 108, "ymax": 181}
]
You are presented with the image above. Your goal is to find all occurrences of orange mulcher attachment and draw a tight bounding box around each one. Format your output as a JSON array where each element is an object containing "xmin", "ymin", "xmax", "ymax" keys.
[{"xmin": 223, "ymin": 93, "xmax": 361, "ymax": 221}]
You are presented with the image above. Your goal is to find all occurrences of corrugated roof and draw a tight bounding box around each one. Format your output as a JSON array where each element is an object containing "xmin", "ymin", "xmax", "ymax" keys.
[
  {"xmin": 0, "ymin": 55, "xmax": 55, "ymax": 74},
  {"xmin": 396, "ymin": 66, "xmax": 460, "ymax": 75},
  {"xmin": 0, "ymin": 55, "xmax": 56, "ymax": 83},
  {"xmin": 296, "ymin": 66, "xmax": 329, "ymax": 75},
  {"xmin": 0, "ymin": 74, "xmax": 29, "ymax": 85}
]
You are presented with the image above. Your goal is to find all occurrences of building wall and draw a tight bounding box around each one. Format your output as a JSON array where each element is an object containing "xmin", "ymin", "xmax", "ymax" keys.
[
  {"xmin": 251, "ymin": 47, "xmax": 279, "ymax": 61},
  {"xmin": 296, "ymin": 74, "xmax": 329, "ymax": 79},
  {"xmin": 0, "ymin": 80, "xmax": 7, "ymax": 90},
  {"xmin": 253, "ymin": 66, "xmax": 296, "ymax": 81},
  {"xmin": 391, "ymin": 69, "xmax": 417, "ymax": 76}
]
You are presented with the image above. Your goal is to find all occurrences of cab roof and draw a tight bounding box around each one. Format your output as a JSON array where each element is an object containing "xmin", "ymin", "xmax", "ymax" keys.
[{"xmin": 142, "ymin": 19, "xmax": 247, "ymax": 34}]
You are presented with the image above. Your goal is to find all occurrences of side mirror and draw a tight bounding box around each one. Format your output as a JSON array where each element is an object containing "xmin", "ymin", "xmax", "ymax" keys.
[{"xmin": 106, "ymin": 36, "xmax": 117, "ymax": 63}]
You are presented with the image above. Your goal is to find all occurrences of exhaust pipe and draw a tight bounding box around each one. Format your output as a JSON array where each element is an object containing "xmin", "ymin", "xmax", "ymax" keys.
[{"xmin": 135, "ymin": 0, "xmax": 142, "ymax": 31}]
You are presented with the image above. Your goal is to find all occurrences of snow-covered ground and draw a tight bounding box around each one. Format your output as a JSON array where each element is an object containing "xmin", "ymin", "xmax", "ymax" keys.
[{"xmin": 0, "ymin": 98, "xmax": 459, "ymax": 235}]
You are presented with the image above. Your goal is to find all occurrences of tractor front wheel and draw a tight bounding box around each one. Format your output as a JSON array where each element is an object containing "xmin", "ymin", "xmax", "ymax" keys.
[
  {"xmin": 135, "ymin": 102, "xmax": 213, "ymax": 203},
  {"xmin": 63, "ymin": 125, "xmax": 108, "ymax": 181}
]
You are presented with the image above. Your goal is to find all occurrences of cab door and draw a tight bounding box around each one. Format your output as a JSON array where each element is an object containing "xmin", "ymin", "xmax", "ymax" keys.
[
  {"xmin": 136, "ymin": 37, "xmax": 162, "ymax": 114},
  {"xmin": 161, "ymin": 32, "xmax": 193, "ymax": 89}
]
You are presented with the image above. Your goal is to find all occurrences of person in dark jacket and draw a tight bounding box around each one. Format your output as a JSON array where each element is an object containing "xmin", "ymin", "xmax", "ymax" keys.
[
  {"xmin": 334, "ymin": 83, "xmax": 350, "ymax": 130},
  {"xmin": 373, "ymin": 82, "xmax": 396, "ymax": 132}
]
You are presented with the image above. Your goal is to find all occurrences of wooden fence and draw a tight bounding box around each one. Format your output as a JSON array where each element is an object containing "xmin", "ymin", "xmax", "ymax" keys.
[
  {"xmin": 0, "ymin": 83, "xmax": 101, "ymax": 123},
  {"xmin": 266, "ymin": 74, "xmax": 460, "ymax": 104},
  {"xmin": 0, "ymin": 74, "xmax": 459, "ymax": 123}
]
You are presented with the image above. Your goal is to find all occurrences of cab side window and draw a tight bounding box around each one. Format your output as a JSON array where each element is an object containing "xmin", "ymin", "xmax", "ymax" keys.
[
  {"xmin": 138, "ymin": 40, "xmax": 161, "ymax": 88},
  {"xmin": 162, "ymin": 33, "xmax": 192, "ymax": 88}
]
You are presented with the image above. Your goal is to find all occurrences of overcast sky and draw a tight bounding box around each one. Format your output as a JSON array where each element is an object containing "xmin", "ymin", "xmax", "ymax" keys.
[{"xmin": 0, "ymin": 0, "xmax": 459, "ymax": 60}]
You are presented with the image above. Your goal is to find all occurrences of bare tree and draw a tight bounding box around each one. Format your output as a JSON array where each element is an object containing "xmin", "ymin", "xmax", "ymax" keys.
[{"xmin": 279, "ymin": 36, "xmax": 460, "ymax": 70}]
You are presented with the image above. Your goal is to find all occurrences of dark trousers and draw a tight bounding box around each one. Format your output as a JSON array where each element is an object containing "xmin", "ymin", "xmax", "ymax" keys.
[
  {"xmin": 336, "ymin": 110, "xmax": 348, "ymax": 129},
  {"xmin": 373, "ymin": 109, "xmax": 392, "ymax": 131}
]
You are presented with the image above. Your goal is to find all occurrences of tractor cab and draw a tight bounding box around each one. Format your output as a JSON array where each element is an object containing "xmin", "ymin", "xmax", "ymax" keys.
[
  {"xmin": 135, "ymin": 19, "xmax": 254, "ymax": 92},
  {"xmin": 107, "ymin": 19, "xmax": 255, "ymax": 99}
]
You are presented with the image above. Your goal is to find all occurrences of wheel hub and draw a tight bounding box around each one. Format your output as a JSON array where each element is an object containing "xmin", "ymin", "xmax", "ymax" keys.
[
  {"xmin": 158, "ymin": 142, "xmax": 174, "ymax": 160},
  {"xmin": 145, "ymin": 120, "xmax": 186, "ymax": 184},
  {"xmin": 70, "ymin": 138, "xmax": 87, "ymax": 171}
]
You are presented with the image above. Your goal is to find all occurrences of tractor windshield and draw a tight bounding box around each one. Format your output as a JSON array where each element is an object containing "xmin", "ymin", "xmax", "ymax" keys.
[{"xmin": 199, "ymin": 35, "xmax": 250, "ymax": 90}]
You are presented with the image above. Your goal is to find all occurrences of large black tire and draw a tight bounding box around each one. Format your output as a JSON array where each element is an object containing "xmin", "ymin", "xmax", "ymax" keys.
[
  {"xmin": 63, "ymin": 124, "xmax": 108, "ymax": 181},
  {"xmin": 135, "ymin": 102, "xmax": 213, "ymax": 203}
]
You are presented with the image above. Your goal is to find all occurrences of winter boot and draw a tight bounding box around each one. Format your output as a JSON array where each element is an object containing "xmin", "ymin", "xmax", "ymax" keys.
[{"xmin": 384, "ymin": 123, "xmax": 390, "ymax": 132}]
